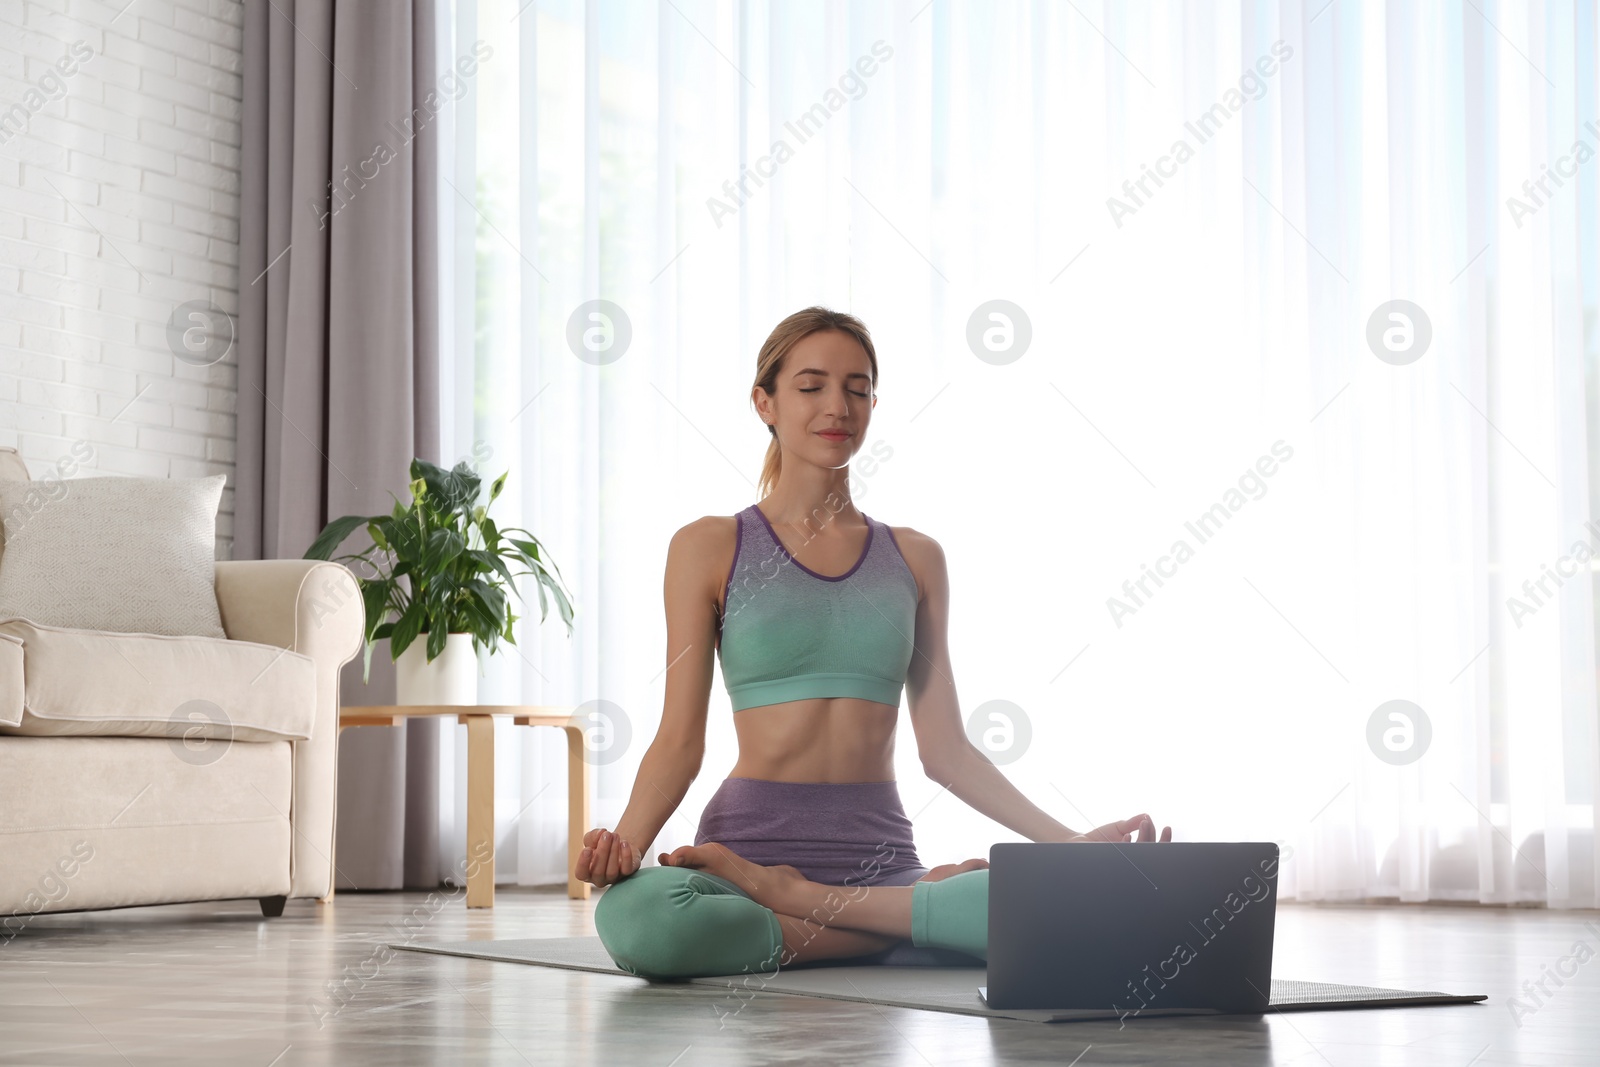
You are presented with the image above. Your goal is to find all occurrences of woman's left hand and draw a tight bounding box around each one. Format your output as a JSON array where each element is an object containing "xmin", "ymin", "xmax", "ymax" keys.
[{"xmin": 1072, "ymin": 814, "xmax": 1172, "ymax": 843}]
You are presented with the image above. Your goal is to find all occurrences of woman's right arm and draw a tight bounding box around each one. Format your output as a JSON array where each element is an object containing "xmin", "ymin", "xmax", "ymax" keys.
[{"xmin": 575, "ymin": 517, "xmax": 724, "ymax": 887}]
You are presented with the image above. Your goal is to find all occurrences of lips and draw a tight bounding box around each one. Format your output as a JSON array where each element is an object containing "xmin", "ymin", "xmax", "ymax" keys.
[{"xmin": 817, "ymin": 431, "xmax": 851, "ymax": 441}]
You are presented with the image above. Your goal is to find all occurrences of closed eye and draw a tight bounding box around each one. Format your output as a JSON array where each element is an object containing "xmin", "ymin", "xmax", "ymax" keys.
[{"xmin": 800, "ymin": 388, "xmax": 869, "ymax": 397}]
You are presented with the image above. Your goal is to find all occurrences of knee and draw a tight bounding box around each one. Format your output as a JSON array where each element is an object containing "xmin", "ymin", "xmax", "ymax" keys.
[
  {"xmin": 595, "ymin": 866, "xmax": 781, "ymax": 980},
  {"xmin": 593, "ymin": 868, "xmax": 702, "ymax": 979}
]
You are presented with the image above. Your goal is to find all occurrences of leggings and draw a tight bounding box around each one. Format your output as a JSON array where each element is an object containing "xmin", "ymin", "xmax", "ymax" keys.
[
  {"xmin": 595, "ymin": 864, "xmax": 989, "ymax": 979},
  {"xmin": 593, "ymin": 776, "xmax": 989, "ymax": 979}
]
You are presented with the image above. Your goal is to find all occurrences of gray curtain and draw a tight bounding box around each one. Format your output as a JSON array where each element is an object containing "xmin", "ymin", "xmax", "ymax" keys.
[{"xmin": 237, "ymin": 0, "xmax": 443, "ymax": 890}]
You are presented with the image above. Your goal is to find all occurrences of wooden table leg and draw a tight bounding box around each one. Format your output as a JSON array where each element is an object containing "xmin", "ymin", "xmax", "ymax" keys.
[
  {"xmin": 563, "ymin": 725, "xmax": 592, "ymax": 900},
  {"xmin": 462, "ymin": 714, "xmax": 495, "ymax": 908}
]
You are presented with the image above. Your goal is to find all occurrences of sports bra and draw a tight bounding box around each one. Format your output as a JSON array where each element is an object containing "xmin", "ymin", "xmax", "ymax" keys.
[{"xmin": 715, "ymin": 503, "xmax": 919, "ymax": 713}]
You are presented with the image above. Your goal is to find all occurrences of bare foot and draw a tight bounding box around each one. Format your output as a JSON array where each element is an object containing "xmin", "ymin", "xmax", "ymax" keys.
[
  {"xmin": 916, "ymin": 858, "xmax": 989, "ymax": 883},
  {"xmin": 657, "ymin": 841, "xmax": 809, "ymax": 914}
]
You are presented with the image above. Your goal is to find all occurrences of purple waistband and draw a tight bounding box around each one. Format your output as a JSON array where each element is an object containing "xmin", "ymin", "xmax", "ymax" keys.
[{"xmin": 693, "ymin": 776, "xmax": 927, "ymax": 887}]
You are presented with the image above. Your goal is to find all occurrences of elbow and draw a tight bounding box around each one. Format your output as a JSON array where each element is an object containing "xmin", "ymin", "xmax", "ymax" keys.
[
  {"xmin": 652, "ymin": 737, "xmax": 704, "ymax": 775},
  {"xmin": 921, "ymin": 751, "xmax": 962, "ymax": 784},
  {"xmin": 923, "ymin": 739, "xmax": 982, "ymax": 783}
]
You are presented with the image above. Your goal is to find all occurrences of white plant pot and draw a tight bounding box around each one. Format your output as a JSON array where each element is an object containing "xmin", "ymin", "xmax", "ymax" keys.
[{"xmin": 394, "ymin": 632, "xmax": 479, "ymax": 707}]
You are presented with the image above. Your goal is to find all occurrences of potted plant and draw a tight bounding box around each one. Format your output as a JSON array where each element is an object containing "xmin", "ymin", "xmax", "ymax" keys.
[{"xmin": 304, "ymin": 458, "xmax": 575, "ymax": 706}]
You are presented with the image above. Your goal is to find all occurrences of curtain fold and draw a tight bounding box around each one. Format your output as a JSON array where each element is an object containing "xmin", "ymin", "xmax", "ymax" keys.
[
  {"xmin": 435, "ymin": 0, "xmax": 1597, "ymax": 910},
  {"xmin": 238, "ymin": 0, "xmax": 443, "ymax": 890}
]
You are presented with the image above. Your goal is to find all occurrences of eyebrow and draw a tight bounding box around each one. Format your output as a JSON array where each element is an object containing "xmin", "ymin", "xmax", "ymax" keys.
[{"xmin": 791, "ymin": 368, "xmax": 872, "ymax": 380}]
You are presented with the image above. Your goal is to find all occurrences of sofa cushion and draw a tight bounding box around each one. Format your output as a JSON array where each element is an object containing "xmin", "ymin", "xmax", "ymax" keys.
[
  {"xmin": 0, "ymin": 620, "xmax": 316, "ymax": 741},
  {"xmin": 0, "ymin": 630, "xmax": 20, "ymax": 728},
  {"xmin": 0, "ymin": 472, "xmax": 227, "ymax": 638}
]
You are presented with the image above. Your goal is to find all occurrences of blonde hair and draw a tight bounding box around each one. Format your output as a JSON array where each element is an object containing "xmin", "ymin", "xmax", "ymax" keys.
[{"xmin": 752, "ymin": 306, "xmax": 879, "ymax": 499}]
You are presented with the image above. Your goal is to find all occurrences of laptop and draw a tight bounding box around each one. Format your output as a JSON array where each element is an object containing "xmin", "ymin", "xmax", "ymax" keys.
[{"xmin": 978, "ymin": 841, "xmax": 1279, "ymax": 1015}]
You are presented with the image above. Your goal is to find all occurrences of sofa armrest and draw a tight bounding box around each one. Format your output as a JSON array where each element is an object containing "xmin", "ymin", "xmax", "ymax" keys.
[
  {"xmin": 214, "ymin": 560, "xmax": 363, "ymax": 899},
  {"xmin": 215, "ymin": 560, "xmax": 364, "ymax": 664}
]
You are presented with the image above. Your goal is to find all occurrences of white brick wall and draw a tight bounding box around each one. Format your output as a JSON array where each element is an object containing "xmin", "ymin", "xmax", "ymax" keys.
[{"xmin": 0, "ymin": 0, "xmax": 243, "ymax": 556}]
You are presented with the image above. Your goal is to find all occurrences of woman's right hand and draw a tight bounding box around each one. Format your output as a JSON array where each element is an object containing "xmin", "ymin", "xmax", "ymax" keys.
[{"xmin": 575, "ymin": 827, "xmax": 642, "ymax": 888}]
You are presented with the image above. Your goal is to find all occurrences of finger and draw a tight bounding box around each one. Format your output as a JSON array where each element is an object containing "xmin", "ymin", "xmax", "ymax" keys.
[
  {"xmin": 1161, "ymin": 826, "xmax": 1173, "ymax": 842},
  {"xmin": 603, "ymin": 836, "xmax": 622, "ymax": 882},
  {"xmin": 576, "ymin": 845, "xmax": 593, "ymax": 880},
  {"xmin": 620, "ymin": 841, "xmax": 635, "ymax": 874}
]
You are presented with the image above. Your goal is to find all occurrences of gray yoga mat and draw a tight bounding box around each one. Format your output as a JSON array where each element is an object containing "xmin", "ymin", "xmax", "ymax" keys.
[{"xmin": 390, "ymin": 935, "xmax": 1487, "ymax": 1024}]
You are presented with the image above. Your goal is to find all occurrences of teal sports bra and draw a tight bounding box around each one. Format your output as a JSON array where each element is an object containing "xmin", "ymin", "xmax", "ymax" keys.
[{"xmin": 715, "ymin": 504, "xmax": 919, "ymax": 712}]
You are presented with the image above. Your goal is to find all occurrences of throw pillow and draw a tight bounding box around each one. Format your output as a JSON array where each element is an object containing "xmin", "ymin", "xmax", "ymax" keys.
[{"xmin": 0, "ymin": 474, "xmax": 228, "ymax": 638}]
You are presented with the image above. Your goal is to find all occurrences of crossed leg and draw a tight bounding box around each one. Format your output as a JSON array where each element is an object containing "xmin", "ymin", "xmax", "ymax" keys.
[{"xmin": 658, "ymin": 843, "xmax": 988, "ymax": 966}]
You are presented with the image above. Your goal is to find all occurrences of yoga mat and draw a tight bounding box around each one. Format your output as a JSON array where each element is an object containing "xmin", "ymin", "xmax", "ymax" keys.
[{"xmin": 390, "ymin": 936, "xmax": 1487, "ymax": 1024}]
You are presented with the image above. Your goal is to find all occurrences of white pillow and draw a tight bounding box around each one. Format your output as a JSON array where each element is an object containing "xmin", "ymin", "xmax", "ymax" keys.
[{"xmin": 0, "ymin": 474, "xmax": 228, "ymax": 639}]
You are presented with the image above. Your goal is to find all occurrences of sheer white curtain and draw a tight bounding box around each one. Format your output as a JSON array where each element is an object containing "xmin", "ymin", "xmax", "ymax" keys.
[{"xmin": 432, "ymin": 0, "xmax": 1600, "ymax": 909}]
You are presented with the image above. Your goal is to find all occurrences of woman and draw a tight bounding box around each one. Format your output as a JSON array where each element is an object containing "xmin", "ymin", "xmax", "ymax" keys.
[{"xmin": 577, "ymin": 306, "xmax": 1172, "ymax": 979}]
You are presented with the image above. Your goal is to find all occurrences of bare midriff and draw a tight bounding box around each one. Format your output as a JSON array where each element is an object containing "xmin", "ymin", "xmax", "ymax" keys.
[{"xmin": 727, "ymin": 695, "xmax": 901, "ymax": 783}]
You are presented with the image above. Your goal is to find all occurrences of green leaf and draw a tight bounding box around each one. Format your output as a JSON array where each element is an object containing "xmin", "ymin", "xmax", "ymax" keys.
[
  {"xmin": 536, "ymin": 570, "xmax": 576, "ymax": 631},
  {"xmin": 387, "ymin": 514, "xmax": 424, "ymax": 563},
  {"xmin": 360, "ymin": 577, "xmax": 392, "ymax": 641},
  {"xmin": 389, "ymin": 600, "xmax": 426, "ymax": 661},
  {"xmin": 412, "ymin": 458, "xmax": 480, "ymax": 516},
  {"xmin": 467, "ymin": 579, "xmax": 507, "ymax": 619},
  {"xmin": 304, "ymin": 514, "xmax": 373, "ymax": 560},
  {"xmin": 450, "ymin": 460, "xmax": 483, "ymax": 505},
  {"xmin": 459, "ymin": 586, "xmax": 501, "ymax": 634},
  {"xmin": 508, "ymin": 537, "xmax": 542, "ymax": 563},
  {"xmin": 468, "ymin": 548, "xmax": 518, "ymax": 591},
  {"xmin": 422, "ymin": 528, "xmax": 464, "ymax": 573}
]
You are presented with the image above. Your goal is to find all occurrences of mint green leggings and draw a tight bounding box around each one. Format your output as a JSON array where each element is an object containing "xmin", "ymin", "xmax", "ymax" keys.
[{"xmin": 594, "ymin": 865, "xmax": 989, "ymax": 979}]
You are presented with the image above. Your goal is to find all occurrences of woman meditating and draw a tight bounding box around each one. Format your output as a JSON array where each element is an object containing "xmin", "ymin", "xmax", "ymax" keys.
[{"xmin": 577, "ymin": 306, "xmax": 1172, "ymax": 980}]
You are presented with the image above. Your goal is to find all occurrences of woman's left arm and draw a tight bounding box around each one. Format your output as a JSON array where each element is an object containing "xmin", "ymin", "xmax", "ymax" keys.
[{"xmin": 899, "ymin": 527, "xmax": 1169, "ymax": 844}]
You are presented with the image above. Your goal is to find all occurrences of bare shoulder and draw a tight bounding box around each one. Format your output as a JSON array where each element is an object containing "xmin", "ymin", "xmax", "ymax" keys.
[
  {"xmin": 667, "ymin": 513, "xmax": 741, "ymax": 605},
  {"xmin": 885, "ymin": 523, "xmax": 945, "ymax": 603}
]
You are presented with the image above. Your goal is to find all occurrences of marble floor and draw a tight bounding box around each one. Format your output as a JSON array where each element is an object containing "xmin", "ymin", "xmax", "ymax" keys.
[{"xmin": 0, "ymin": 889, "xmax": 1596, "ymax": 1066}]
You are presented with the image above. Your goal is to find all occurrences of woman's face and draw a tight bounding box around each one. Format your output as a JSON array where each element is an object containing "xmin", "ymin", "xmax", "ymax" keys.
[{"xmin": 759, "ymin": 329, "xmax": 875, "ymax": 466}]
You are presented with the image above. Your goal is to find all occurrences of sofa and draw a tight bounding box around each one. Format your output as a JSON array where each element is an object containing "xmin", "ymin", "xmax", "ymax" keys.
[{"xmin": 0, "ymin": 447, "xmax": 363, "ymax": 925}]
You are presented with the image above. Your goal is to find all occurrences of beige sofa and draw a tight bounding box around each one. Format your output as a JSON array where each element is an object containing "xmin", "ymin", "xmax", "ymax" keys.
[{"xmin": 0, "ymin": 447, "xmax": 363, "ymax": 925}]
